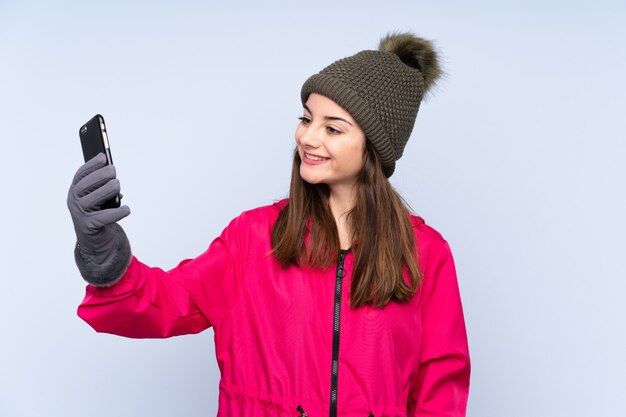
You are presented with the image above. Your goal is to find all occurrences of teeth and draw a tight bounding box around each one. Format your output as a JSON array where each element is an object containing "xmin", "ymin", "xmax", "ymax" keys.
[{"xmin": 306, "ymin": 153, "xmax": 328, "ymax": 161}]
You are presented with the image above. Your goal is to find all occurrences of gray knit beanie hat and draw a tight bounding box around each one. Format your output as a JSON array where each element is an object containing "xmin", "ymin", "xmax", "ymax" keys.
[{"xmin": 300, "ymin": 32, "xmax": 442, "ymax": 177}]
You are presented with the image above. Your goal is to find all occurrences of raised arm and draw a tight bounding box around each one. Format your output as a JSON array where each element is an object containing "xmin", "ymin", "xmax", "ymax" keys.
[{"xmin": 68, "ymin": 153, "xmax": 246, "ymax": 338}]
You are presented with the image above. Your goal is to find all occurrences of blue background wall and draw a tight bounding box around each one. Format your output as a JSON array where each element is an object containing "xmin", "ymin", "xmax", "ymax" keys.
[{"xmin": 1, "ymin": 1, "xmax": 624, "ymax": 416}]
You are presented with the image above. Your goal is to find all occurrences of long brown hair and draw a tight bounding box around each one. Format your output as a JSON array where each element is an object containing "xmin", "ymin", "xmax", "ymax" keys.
[{"xmin": 271, "ymin": 141, "xmax": 422, "ymax": 308}]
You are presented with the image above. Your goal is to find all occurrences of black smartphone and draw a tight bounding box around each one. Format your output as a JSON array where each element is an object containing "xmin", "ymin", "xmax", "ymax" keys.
[{"xmin": 79, "ymin": 114, "xmax": 121, "ymax": 209}]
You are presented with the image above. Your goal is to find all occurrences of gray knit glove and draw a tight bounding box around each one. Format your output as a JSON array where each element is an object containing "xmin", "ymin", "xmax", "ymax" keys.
[{"xmin": 67, "ymin": 153, "xmax": 132, "ymax": 286}]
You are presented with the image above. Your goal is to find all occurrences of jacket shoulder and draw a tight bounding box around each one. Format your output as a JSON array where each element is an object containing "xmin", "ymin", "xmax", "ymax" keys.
[
  {"xmin": 410, "ymin": 213, "xmax": 445, "ymax": 239},
  {"xmin": 238, "ymin": 198, "xmax": 286, "ymax": 221},
  {"xmin": 409, "ymin": 213, "xmax": 450, "ymax": 261},
  {"xmin": 226, "ymin": 198, "xmax": 286, "ymax": 233}
]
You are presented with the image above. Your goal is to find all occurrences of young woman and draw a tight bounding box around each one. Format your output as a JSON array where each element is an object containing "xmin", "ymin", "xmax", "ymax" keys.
[{"xmin": 68, "ymin": 32, "xmax": 470, "ymax": 417}]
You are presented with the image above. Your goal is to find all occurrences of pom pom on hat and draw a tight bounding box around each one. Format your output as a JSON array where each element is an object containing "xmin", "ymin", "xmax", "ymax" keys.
[{"xmin": 378, "ymin": 32, "xmax": 442, "ymax": 95}]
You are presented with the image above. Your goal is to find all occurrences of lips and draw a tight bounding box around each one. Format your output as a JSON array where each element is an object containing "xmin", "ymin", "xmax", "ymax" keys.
[{"xmin": 304, "ymin": 152, "xmax": 330, "ymax": 162}]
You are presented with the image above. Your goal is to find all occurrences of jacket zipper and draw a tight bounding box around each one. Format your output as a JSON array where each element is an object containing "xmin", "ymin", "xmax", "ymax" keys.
[
  {"xmin": 302, "ymin": 251, "xmax": 373, "ymax": 417},
  {"xmin": 329, "ymin": 249, "xmax": 347, "ymax": 417}
]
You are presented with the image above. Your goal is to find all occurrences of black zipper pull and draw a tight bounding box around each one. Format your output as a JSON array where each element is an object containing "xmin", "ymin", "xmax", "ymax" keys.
[{"xmin": 296, "ymin": 404, "xmax": 308, "ymax": 417}]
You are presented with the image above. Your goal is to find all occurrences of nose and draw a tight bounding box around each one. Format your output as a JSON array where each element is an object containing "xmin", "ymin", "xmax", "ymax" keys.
[{"xmin": 297, "ymin": 124, "xmax": 322, "ymax": 149}]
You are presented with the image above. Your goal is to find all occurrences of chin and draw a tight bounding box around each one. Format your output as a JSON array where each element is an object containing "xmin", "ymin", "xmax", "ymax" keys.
[
  {"xmin": 299, "ymin": 167, "xmax": 325, "ymax": 185},
  {"xmin": 299, "ymin": 174, "xmax": 322, "ymax": 185}
]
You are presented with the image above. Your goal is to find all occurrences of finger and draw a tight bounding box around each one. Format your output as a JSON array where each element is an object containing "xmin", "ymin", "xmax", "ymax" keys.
[
  {"xmin": 89, "ymin": 205, "xmax": 131, "ymax": 228},
  {"xmin": 74, "ymin": 164, "xmax": 116, "ymax": 198},
  {"xmin": 71, "ymin": 153, "xmax": 108, "ymax": 186},
  {"xmin": 79, "ymin": 178, "xmax": 121, "ymax": 212},
  {"xmin": 73, "ymin": 164, "xmax": 117, "ymax": 198}
]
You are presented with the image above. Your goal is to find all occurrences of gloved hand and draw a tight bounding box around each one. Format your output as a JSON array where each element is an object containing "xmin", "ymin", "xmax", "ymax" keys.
[{"xmin": 67, "ymin": 153, "xmax": 132, "ymax": 286}]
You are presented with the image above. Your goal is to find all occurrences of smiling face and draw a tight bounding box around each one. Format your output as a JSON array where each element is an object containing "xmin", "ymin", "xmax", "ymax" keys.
[{"xmin": 295, "ymin": 93, "xmax": 366, "ymax": 191}]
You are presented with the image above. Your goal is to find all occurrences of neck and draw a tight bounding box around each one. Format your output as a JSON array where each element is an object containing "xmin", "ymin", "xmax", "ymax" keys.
[
  {"xmin": 328, "ymin": 183, "xmax": 357, "ymax": 250},
  {"xmin": 328, "ymin": 183, "xmax": 356, "ymax": 221}
]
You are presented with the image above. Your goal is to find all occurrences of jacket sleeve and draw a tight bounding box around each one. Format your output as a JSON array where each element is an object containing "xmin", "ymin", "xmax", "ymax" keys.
[
  {"xmin": 408, "ymin": 235, "xmax": 471, "ymax": 416},
  {"xmin": 77, "ymin": 213, "xmax": 249, "ymax": 338}
]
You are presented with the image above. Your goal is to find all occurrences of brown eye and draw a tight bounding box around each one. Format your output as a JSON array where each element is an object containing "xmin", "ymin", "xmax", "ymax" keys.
[
  {"xmin": 298, "ymin": 116, "xmax": 311, "ymax": 125},
  {"xmin": 326, "ymin": 126, "xmax": 341, "ymax": 134}
]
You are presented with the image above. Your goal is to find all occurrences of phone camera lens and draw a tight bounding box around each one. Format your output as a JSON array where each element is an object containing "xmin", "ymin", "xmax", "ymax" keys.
[{"xmin": 80, "ymin": 126, "xmax": 87, "ymax": 135}]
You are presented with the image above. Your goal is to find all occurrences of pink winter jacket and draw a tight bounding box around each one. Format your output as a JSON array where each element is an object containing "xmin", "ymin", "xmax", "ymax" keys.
[{"xmin": 78, "ymin": 199, "xmax": 470, "ymax": 417}]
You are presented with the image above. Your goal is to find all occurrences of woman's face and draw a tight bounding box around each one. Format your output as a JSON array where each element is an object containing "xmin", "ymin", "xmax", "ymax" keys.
[{"xmin": 295, "ymin": 93, "xmax": 366, "ymax": 190}]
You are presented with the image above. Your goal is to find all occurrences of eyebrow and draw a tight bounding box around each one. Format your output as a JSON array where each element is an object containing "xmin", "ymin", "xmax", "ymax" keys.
[{"xmin": 303, "ymin": 104, "xmax": 354, "ymax": 127}]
